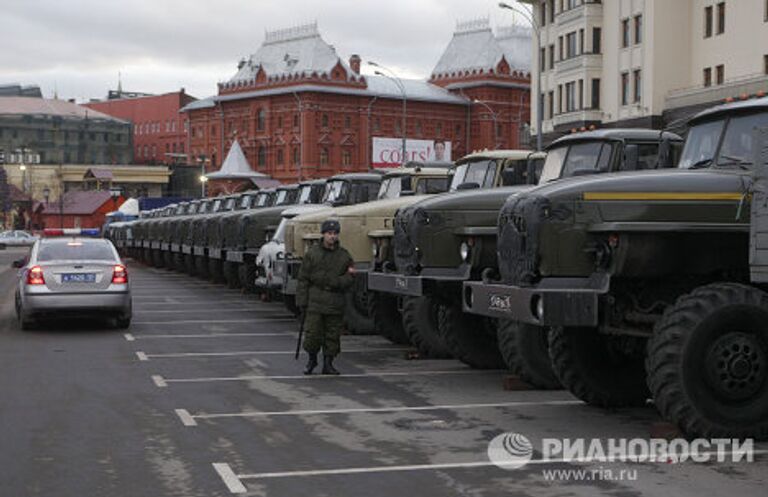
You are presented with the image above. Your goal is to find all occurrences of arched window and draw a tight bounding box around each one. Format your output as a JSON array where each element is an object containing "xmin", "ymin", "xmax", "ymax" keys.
[
  {"xmin": 277, "ymin": 148, "xmax": 284, "ymax": 165},
  {"xmin": 342, "ymin": 149, "xmax": 351, "ymax": 166},
  {"xmin": 320, "ymin": 148, "xmax": 329, "ymax": 166},
  {"xmin": 258, "ymin": 146, "xmax": 266, "ymax": 167},
  {"xmin": 292, "ymin": 147, "xmax": 300, "ymax": 166},
  {"xmin": 257, "ymin": 109, "xmax": 265, "ymax": 131},
  {"xmin": 322, "ymin": 114, "xmax": 329, "ymax": 128},
  {"xmin": 344, "ymin": 115, "xmax": 351, "ymax": 129}
]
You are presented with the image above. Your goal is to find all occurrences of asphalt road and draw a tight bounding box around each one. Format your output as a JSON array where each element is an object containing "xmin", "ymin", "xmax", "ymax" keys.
[{"xmin": 0, "ymin": 249, "xmax": 766, "ymax": 497}]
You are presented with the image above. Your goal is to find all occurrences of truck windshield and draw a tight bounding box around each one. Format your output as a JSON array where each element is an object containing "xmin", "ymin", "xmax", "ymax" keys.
[
  {"xmin": 539, "ymin": 142, "xmax": 613, "ymax": 183},
  {"xmin": 538, "ymin": 147, "xmax": 567, "ymax": 183},
  {"xmin": 378, "ymin": 176, "xmax": 408, "ymax": 199},
  {"xmin": 323, "ymin": 180, "xmax": 348, "ymax": 203},
  {"xmin": 211, "ymin": 199, "xmax": 223, "ymax": 212},
  {"xmin": 298, "ymin": 185, "xmax": 313, "ymax": 204},
  {"xmin": 716, "ymin": 113, "xmax": 768, "ymax": 167},
  {"xmin": 239, "ymin": 195, "xmax": 253, "ymax": 209},
  {"xmin": 450, "ymin": 160, "xmax": 496, "ymax": 190},
  {"xmin": 255, "ymin": 193, "xmax": 270, "ymax": 207},
  {"xmin": 679, "ymin": 120, "xmax": 725, "ymax": 169},
  {"xmin": 275, "ymin": 190, "xmax": 289, "ymax": 205},
  {"xmin": 224, "ymin": 198, "xmax": 236, "ymax": 210},
  {"xmin": 415, "ymin": 176, "xmax": 450, "ymax": 194}
]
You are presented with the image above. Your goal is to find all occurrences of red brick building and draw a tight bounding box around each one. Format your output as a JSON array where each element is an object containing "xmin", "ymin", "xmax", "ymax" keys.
[
  {"xmin": 183, "ymin": 20, "xmax": 532, "ymax": 183},
  {"xmin": 38, "ymin": 190, "xmax": 125, "ymax": 229},
  {"xmin": 85, "ymin": 90, "xmax": 196, "ymax": 166}
]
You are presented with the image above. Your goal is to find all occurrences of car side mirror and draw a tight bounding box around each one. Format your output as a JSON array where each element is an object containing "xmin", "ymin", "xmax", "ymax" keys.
[
  {"xmin": 456, "ymin": 182, "xmax": 480, "ymax": 191},
  {"xmin": 623, "ymin": 144, "xmax": 639, "ymax": 171}
]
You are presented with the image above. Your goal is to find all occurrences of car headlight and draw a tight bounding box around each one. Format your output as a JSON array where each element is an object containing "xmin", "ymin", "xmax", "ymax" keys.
[{"xmin": 459, "ymin": 241, "xmax": 470, "ymax": 261}]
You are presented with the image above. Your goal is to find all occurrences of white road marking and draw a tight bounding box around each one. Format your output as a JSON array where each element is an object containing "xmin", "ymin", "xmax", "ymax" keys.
[
  {"xmin": 130, "ymin": 332, "xmax": 295, "ymax": 340},
  {"xmin": 158, "ymin": 369, "xmax": 503, "ymax": 386},
  {"xmin": 136, "ymin": 351, "xmax": 149, "ymax": 361},
  {"xmin": 175, "ymin": 408, "xmax": 198, "ymax": 427},
  {"xmin": 132, "ymin": 319, "xmax": 295, "ymax": 325},
  {"xmin": 124, "ymin": 333, "xmax": 135, "ymax": 341},
  {"xmin": 184, "ymin": 400, "xmax": 582, "ymax": 422},
  {"xmin": 213, "ymin": 463, "xmax": 248, "ymax": 494},
  {"xmin": 143, "ymin": 347, "xmax": 411, "ymax": 359},
  {"xmin": 151, "ymin": 375, "xmax": 168, "ymax": 388},
  {"xmin": 136, "ymin": 309, "xmax": 293, "ymax": 316}
]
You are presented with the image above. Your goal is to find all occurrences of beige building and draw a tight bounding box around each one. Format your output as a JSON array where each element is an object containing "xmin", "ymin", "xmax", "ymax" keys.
[{"xmin": 524, "ymin": 0, "xmax": 768, "ymax": 143}]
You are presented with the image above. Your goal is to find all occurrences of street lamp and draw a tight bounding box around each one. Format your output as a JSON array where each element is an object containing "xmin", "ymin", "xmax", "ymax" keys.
[
  {"xmin": 369, "ymin": 61, "xmax": 407, "ymax": 164},
  {"xmin": 199, "ymin": 174, "xmax": 208, "ymax": 198},
  {"xmin": 499, "ymin": 1, "xmax": 543, "ymax": 151},
  {"xmin": 473, "ymin": 99, "xmax": 500, "ymax": 149},
  {"xmin": 197, "ymin": 155, "xmax": 209, "ymax": 197}
]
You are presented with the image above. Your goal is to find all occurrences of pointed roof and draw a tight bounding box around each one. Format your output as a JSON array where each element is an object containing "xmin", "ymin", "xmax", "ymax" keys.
[
  {"xmin": 229, "ymin": 22, "xmax": 351, "ymax": 83},
  {"xmin": 431, "ymin": 18, "xmax": 531, "ymax": 78},
  {"xmin": 205, "ymin": 140, "xmax": 270, "ymax": 180}
]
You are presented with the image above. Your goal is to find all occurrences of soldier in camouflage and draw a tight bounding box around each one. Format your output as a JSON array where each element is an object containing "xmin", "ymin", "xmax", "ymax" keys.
[{"xmin": 297, "ymin": 219, "xmax": 355, "ymax": 375}]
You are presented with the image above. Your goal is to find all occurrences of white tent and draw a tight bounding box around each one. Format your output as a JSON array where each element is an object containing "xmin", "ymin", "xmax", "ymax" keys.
[{"xmin": 118, "ymin": 198, "xmax": 140, "ymax": 216}]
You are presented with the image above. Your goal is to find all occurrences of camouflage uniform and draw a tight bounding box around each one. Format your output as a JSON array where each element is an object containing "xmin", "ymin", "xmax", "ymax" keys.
[{"xmin": 297, "ymin": 239, "xmax": 354, "ymax": 359}]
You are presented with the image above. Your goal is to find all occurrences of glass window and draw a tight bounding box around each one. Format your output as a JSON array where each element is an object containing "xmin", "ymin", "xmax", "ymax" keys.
[
  {"xmin": 634, "ymin": 143, "xmax": 662, "ymax": 170},
  {"xmin": 275, "ymin": 190, "xmax": 289, "ymax": 205},
  {"xmin": 449, "ymin": 160, "xmax": 495, "ymax": 191},
  {"xmin": 415, "ymin": 177, "xmax": 450, "ymax": 194},
  {"xmin": 622, "ymin": 19, "xmax": 630, "ymax": 47},
  {"xmin": 717, "ymin": 113, "xmax": 768, "ymax": 166},
  {"xmin": 322, "ymin": 180, "xmax": 348, "ymax": 203},
  {"xmin": 298, "ymin": 185, "xmax": 313, "ymax": 204},
  {"xmin": 705, "ymin": 5, "xmax": 713, "ymax": 37},
  {"xmin": 679, "ymin": 120, "xmax": 725, "ymax": 169},
  {"xmin": 621, "ymin": 73, "xmax": 629, "ymax": 105},
  {"xmin": 239, "ymin": 195, "xmax": 253, "ymax": 209},
  {"xmin": 538, "ymin": 146, "xmax": 568, "ymax": 183},
  {"xmin": 561, "ymin": 142, "xmax": 607, "ymax": 177},
  {"xmin": 633, "ymin": 69, "xmax": 642, "ymax": 103},
  {"xmin": 717, "ymin": 2, "xmax": 725, "ymax": 34},
  {"xmin": 634, "ymin": 15, "xmax": 642, "ymax": 44},
  {"xmin": 716, "ymin": 64, "xmax": 725, "ymax": 85},
  {"xmin": 377, "ymin": 177, "xmax": 403, "ymax": 200},
  {"xmin": 38, "ymin": 240, "xmax": 116, "ymax": 262}
]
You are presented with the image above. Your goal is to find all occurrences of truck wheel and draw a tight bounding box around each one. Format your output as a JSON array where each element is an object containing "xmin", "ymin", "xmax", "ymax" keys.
[
  {"xmin": 402, "ymin": 296, "xmax": 451, "ymax": 357},
  {"xmin": 223, "ymin": 262, "xmax": 241, "ymax": 288},
  {"xmin": 549, "ymin": 326, "xmax": 648, "ymax": 407},
  {"xmin": 239, "ymin": 262, "xmax": 256, "ymax": 292},
  {"xmin": 184, "ymin": 254, "xmax": 196, "ymax": 276},
  {"xmin": 343, "ymin": 292, "xmax": 375, "ymax": 335},
  {"xmin": 283, "ymin": 294, "xmax": 300, "ymax": 316},
  {"xmin": 498, "ymin": 320, "xmax": 560, "ymax": 389},
  {"xmin": 194, "ymin": 256, "xmax": 209, "ymax": 279},
  {"xmin": 437, "ymin": 303, "xmax": 504, "ymax": 369},
  {"xmin": 369, "ymin": 293, "xmax": 410, "ymax": 344},
  {"xmin": 163, "ymin": 251, "xmax": 174, "ymax": 269},
  {"xmin": 647, "ymin": 283, "xmax": 768, "ymax": 439},
  {"xmin": 173, "ymin": 253, "xmax": 184, "ymax": 272},
  {"xmin": 153, "ymin": 250, "xmax": 165, "ymax": 268},
  {"xmin": 208, "ymin": 258, "xmax": 224, "ymax": 283}
]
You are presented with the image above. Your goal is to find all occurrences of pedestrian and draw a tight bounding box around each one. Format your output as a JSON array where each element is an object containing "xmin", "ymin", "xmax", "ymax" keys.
[{"xmin": 296, "ymin": 218, "xmax": 355, "ymax": 375}]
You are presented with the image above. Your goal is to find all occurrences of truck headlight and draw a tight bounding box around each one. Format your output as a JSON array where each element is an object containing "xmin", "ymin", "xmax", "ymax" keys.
[{"xmin": 459, "ymin": 241, "xmax": 470, "ymax": 261}]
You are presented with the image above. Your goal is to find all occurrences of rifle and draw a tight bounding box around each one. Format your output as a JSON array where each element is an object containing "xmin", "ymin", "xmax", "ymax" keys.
[{"xmin": 294, "ymin": 310, "xmax": 307, "ymax": 360}]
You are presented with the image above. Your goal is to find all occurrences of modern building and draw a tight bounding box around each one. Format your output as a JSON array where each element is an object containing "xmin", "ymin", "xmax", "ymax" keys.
[
  {"xmin": 523, "ymin": 0, "xmax": 768, "ymax": 143},
  {"xmin": 182, "ymin": 20, "xmax": 531, "ymax": 182},
  {"xmin": 84, "ymin": 89, "xmax": 197, "ymax": 166},
  {"xmin": 0, "ymin": 95, "xmax": 133, "ymax": 166}
]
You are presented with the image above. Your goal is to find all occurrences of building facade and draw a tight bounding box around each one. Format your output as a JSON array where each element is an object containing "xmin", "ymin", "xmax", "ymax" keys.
[
  {"xmin": 0, "ymin": 96, "xmax": 133, "ymax": 166},
  {"xmin": 183, "ymin": 21, "xmax": 532, "ymax": 183},
  {"xmin": 525, "ymin": 0, "xmax": 768, "ymax": 143},
  {"xmin": 84, "ymin": 89, "xmax": 196, "ymax": 166}
]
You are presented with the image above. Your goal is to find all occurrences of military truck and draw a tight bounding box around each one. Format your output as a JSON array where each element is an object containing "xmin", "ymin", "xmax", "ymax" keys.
[
  {"xmin": 187, "ymin": 196, "xmax": 232, "ymax": 278},
  {"xmin": 283, "ymin": 164, "xmax": 452, "ymax": 335},
  {"xmin": 160, "ymin": 202, "xmax": 190, "ymax": 269},
  {"xmin": 220, "ymin": 189, "xmax": 277, "ymax": 288},
  {"xmin": 459, "ymin": 97, "xmax": 768, "ymax": 438},
  {"xmin": 197, "ymin": 194, "xmax": 241, "ymax": 282},
  {"xmin": 168, "ymin": 200, "xmax": 201, "ymax": 272},
  {"xmin": 366, "ymin": 150, "xmax": 544, "ymax": 358}
]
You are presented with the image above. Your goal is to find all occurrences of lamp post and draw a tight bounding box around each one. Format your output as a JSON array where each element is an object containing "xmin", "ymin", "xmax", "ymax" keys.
[
  {"xmin": 499, "ymin": 1, "xmax": 542, "ymax": 151},
  {"xmin": 42, "ymin": 186, "xmax": 50, "ymax": 230},
  {"xmin": 473, "ymin": 99, "xmax": 500, "ymax": 149},
  {"xmin": 197, "ymin": 155, "xmax": 208, "ymax": 197},
  {"xmin": 369, "ymin": 61, "xmax": 407, "ymax": 164}
]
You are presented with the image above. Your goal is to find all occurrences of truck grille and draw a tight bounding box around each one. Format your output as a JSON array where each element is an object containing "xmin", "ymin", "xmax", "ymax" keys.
[
  {"xmin": 497, "ymin": 195, "xmax": 549, "ymax": 285},
  {"xmin": 393, "ymin": 207, "xmax": 420, "ymax": 275}
]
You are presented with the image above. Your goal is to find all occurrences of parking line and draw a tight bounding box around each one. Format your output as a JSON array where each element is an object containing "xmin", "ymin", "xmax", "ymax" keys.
[
  {"xmin": 212, "ymin": 463, "xmax": 248, "ymax": 494},
  {"xmin": 131, "ymin": 332, "xmax": 295, "ymax": 340},
  {"xmin": 124, "ymin": 333, "xmax": 135, "ymax": 341},
  {"xmin": 153, "ymin": 369, "xmax": 502, "ymax": 387},
  {"xmin": 180, "ymin": 400, "xmax": 582, "ymax": 424},
  {"xmin": 136, "ymin": 310, "xmax": 293, "ymax": 316},
  {"xmin": 136, "ymin": 351, "xmax": 149, "ymax": 361},
  {"xmin": 175, "ymin": 409, "xmax": 198, "ymax": 427},
  {"xmin": 131, "ymin": 319, "xmax": 295, "ymax": 325},
  {"xmin": 140, "ymin": 347, "xmax": 411, "ymax": 360},
  {"xmin": 151, "ymin": 375, "xmax": 168, "ymax": 387}
]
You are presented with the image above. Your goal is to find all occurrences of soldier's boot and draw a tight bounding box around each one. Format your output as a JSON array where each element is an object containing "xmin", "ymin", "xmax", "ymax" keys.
[
  {"xmin": 303, "ymin": 353, "xmax": 318, "ymax": 375},
  {"xmin": 321, "ymin": 356, "xmax": 340, "ymax": 375}
]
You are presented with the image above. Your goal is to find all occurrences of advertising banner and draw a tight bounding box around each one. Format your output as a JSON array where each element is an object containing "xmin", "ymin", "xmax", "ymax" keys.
[{"xmin": 372, "ymin": 138, "xmax": 451, "ymax": 168}]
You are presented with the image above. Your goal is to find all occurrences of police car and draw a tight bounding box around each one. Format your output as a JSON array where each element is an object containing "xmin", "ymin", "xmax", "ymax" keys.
[{"xmin": 14, "ymin": 229, "xmax": 132, "ymax": 330}]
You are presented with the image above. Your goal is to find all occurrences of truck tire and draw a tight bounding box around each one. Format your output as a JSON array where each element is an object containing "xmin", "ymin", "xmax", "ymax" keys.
[
  {"xmin": 369, "ymin": 293, "xmax": 410, "ymax": 345},
  {"xmin": 647, "ymin": 283, "xmax": 768, "ymax": 439},
  {"xmin": 184, "ymin": 254, "xmax": 196, "ymax": 276},
  {"xmin": 152, "ymin": 250, "xmax": 165, "ymax": 268},
  {"xmin": 343, "ymin": 292, "xmax": 375, "ymax": 335},
  {"xmin": 223, "ymin": 261, "xmax": 240, "ymax": 288},
  {"xmin": 497, "ymin": 320, "xmax": 560, "ymax": 389},
  {"xmin": 437, "ymin": 303, "xmax": 504, "ymax": 369},
  {"xmin": 174, "ymin": 253, "xmax": 185, "ymax": 272},
  {"xmin": 208, "ymin": 258, "xmax": 224, "ymax": 283},
  {"xmin": 163, "ymin": 251, "xmax": 175, "ymax": 269},
  {"xmin": 402, "ymin": 296, "xmax": 451, "ymax": 357},
  {"xmin": 548, "ymin": 326, "xmax": 648, "ymax": 407},
  {"xmin": 194, "ymin": 256, "xmax": 209, "ymax": 279},
  {"xmin": 239, "ymin": 262, "xmax": 256, "ymax": 292}
]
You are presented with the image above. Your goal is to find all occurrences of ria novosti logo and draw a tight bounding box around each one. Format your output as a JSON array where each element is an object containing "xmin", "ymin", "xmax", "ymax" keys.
[{"xmin": 487, "ymin": 433, "xmax": 534, "ymax": 469}]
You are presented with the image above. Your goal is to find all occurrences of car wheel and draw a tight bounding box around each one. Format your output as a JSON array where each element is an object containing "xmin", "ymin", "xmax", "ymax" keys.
[
  {"xmin": 647, "ymin": 282, "xmax": 768, "ymax": 439},
  {"xmin": 402, "ymin": 296, "xmax": 451, "ymax": 356},
  {"xmin": 549, "ymin": 325, "xmax": 648, "ymax": 408},
  {"xmin": 497, "ymin": 320, "xmax": 560, "ymax": 389}
]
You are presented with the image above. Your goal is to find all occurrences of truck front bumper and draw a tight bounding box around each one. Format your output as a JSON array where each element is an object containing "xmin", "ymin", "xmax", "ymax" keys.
[
  {"xmin": 462, "ymin": 274, "xmax": 610, "ymax": 326},
  {"xmin": 366, "ymin": 265, "xmax": 471, "ymax": 297}
]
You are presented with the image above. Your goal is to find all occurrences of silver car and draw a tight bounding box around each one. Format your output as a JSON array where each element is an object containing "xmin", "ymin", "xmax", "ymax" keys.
[
  {"xmin": 0, "ymin": 230, "xmax": 38, "ymax": 247},
  {"xmin": 14, "ymin": 235, "xmax": 132, "ymax": 330}
]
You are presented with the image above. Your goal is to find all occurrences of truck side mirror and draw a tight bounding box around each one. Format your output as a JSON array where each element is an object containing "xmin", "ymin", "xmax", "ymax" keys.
[
  {"xmin": 657, "ymin": 139, "xmax": 673, "ymax": 169},
  {"xmin": 456, "ymin": 182, "xmax": 480, "ymax": 191},
  {"xmin": 623, "ymin": 144, "xmax": 639, "ymax": 171}
]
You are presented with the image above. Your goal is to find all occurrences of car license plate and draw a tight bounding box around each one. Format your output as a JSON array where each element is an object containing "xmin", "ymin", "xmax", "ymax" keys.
[{"xmin": 62, "ymin": 273, "xmax": 96, "ymax": 283}]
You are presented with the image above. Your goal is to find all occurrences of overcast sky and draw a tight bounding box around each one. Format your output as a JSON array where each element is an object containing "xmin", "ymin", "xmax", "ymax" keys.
[{"xmin": 1, "ymin": 0, "xmax": 532, "ymax": 102}]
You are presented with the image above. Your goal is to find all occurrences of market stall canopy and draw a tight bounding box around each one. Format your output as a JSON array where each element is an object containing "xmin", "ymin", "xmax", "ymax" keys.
[{"xmin": 118, "ymin": 198, "xmax": 139, "ymax": 216}]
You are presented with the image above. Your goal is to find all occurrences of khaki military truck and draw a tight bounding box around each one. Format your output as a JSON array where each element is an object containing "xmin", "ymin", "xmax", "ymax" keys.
[
  {"xmin": 366, "ymin": 150, "xmax": 544, "ymax": 357},
  {"xmin": 282, "ymin": 163, "xmax": 452, "ymax": 335},
  {"xmin": 461, "ymin": 96, "xmax": 768, "ymax": 439}
]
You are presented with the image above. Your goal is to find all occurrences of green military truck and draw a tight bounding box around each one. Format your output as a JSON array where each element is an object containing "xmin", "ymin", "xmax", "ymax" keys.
[
  {"xmin": 283, "ymin": 163, "xmax": 452, "ymax": 335},
  {"xmin": 461, "ymin": 96, "xmax": 768, "ymax": 439},
  {"xmin": 366, "ymin": 150, "xmax": 545, "ymax": 358},
  {"xmin": 168, "ymin": 200, "xmax": 201, "ymax": 272}
]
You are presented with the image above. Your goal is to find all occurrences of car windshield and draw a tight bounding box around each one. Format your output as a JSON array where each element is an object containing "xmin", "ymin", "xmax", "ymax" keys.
[
  {"xmin": 449, "ymin": 160, "xmax": 496, "ymax": 190},
  {"xmin": 323, "ymin": 180, "xmax": 348, "ymax": 203},
  {"xmin": 378, "ymin": 176, "xmax": 408, "ymax": 200},
  {"xmin": 38, "ymin": 240, "xmax": 116, "ymax": 262},
  {"xmin": 679, "ymin": 120, "xmax": 725, "ymax": 169},
  {"xmin": 716, "ymin": 113, "xmax": 768, "ymax": 167}
]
